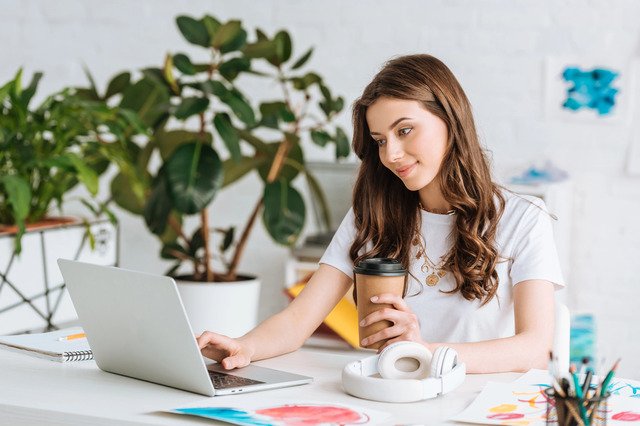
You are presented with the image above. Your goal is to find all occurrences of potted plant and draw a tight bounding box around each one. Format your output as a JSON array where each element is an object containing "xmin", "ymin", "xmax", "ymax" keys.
[
  {"xmin": 0, "ymin": 69, "xmax": 142, "ymax": 333},
  {"xmin": 100, "ymin": 14, "xmax": 350, "ymax": 336}
]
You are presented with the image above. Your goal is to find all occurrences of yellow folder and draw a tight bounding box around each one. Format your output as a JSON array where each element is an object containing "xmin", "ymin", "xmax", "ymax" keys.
[{"xmin": 286, "ymin": 283, "xmax": 359, "ymax": 348}]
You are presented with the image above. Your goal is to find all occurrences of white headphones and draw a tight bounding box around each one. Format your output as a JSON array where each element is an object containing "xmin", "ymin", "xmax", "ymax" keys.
[{"xmin": 342, "ymin": 341, "xmax": 466, "ymax": 403}]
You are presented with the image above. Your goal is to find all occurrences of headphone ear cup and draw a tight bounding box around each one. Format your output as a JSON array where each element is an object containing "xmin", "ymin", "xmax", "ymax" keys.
[
  {"xmin": 430, "ymin": 346, "xmax": 458, "ymax": 378},
  {"xmin": 377, "ymin": 341, "xmax": 432, "ymax": 380}
]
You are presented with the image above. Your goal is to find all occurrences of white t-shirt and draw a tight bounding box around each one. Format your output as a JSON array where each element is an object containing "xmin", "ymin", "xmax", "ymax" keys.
[{"xmin": 319, "ymin": 190, "xmax": 565, "ymax": 344}]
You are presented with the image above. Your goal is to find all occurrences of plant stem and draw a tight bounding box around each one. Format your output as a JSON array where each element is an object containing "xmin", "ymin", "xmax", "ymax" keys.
[
  {"xmin": 200, "ymin": 208, "xmax": 213, "ymax": 282},
  {"xmin": 224, "ymin": 197, "xmax": 263, "ymax": 281},
  {"xmin": 225, "ymin": 133, "xmax": 296, "ymax": 280},
  {"xmin": 168, "ymin": 215, "xmax": 189, "ymax": 244}
]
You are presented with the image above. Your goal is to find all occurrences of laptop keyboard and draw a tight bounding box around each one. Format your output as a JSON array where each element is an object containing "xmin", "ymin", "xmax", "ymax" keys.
[{"xmin": 208, "ymin": 370, "xmax": 265, "ymax": 389}]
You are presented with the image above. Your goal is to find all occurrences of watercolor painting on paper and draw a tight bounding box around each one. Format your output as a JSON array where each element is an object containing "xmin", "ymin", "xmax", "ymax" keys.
[
  {"xmin": 168, "ymin": 402, "xmax": 390, "ymax": 426},
  {"xmin": 544, "ymin": 57, "xmax": 635, "ymax": 124}
]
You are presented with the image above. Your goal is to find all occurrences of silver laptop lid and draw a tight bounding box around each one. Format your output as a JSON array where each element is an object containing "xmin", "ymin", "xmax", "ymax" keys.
[{"xmin": 58, "ymin": 259, "xmax": 215, "ymax": 396}]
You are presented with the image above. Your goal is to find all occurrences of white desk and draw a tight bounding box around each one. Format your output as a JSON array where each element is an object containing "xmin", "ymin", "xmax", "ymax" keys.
[{"xmin": 0, "ymin": 346, "xmax": 520, "ymax": 425}]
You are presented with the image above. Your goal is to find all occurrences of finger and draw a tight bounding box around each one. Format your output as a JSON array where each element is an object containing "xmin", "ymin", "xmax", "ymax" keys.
[
  {"xmin": 221, "ymin": 354, "xmax": 249, "ymax": 370},
  {"xmin": 361, "ymin": 324, "xmax": 404, "ymax": 347},
  {"xmin": 361, "ymin": 307, "xmax": 406, "ymax": 327},
  {"xmin": 370, "ymin": 293, "xmax": 410, "ymax": 311},
  {"xmin": 196, "ymin": 331, "xmax": 217, "ymax": 349}
]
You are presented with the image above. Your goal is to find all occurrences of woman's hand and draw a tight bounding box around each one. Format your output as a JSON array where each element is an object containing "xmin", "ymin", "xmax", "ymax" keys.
[
  {"xmin": 196, "ymin": 331, "xmax": 255, "ymax": 370},
  {"xmin": 359, "ymin": 293, "xmax": 428, "ymax": 351}
]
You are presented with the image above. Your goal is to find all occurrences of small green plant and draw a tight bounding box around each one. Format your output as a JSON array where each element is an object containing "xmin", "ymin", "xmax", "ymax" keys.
[
  {"xmin": 0, "ymin": 69, "xmax": 141, "ymax": 252},
  {"xmin": 102, "ymin": 14, "xmax": 350, "ymax": 282}
]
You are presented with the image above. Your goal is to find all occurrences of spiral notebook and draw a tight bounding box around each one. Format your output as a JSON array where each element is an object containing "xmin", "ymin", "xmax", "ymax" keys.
[{"xmin": 0, "ymin": 326, "xmax": 93, "ymax": 362}]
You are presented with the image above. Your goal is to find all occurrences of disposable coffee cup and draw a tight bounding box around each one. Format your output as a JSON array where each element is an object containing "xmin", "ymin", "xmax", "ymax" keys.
[{"xmin": 353, "ymin": 258, "xmax": 407, "ymax": 350}]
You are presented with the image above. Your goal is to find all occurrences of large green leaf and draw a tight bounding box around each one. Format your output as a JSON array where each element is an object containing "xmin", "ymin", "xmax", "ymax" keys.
[
  {"xmin": 105, "ymin": 72, "xmax": 131, "ymax": 99},
  {"xmin": 211, "ymin": 20, "xmax": 241, "ymax": 49},
  {"xmin": 243, "ymin": 39, "xmax": 277, "ymax": 59},
  {"xmin": 213, "ymin": 113, "xmax": 241, "ymax": 162},
  {"xmin": 219, "ymin": 57, "xmax": 251, "ymax": 82},
  {"xmin": 335, "ymin": 127, "xmax": 351, "ymax": 158},
  {"xmin": 155, "ymin": 129, "xmax": 211, "ymax": 161},
  {"xmin": 120, "ymin": 77, "xmax": 171, "ymax": 128},
  {"xmin": 214, "ymin": 85, "xmax": 255, "ymax": 126},
  {"xmin": 173, "ymin": 53, "xmax": 196, "ymax": 76},
  {"xmin": 258, "ymin": 101, "xmax": 293, "ymax": 129},
  {"xmin": 165, "ymin": 143, "xmax": 223, "ymax": 214},
  {"xmin": 220, "ymin": 28, "xmax": 247, "ymax": 54},
  {"xmin": 66, "ymin": 153, "xmax": 99, "ymax": 195},
  {"xmin": 110, "ymin": 172, "xmax": 146, "ymax": 215},
  {"xmin": 222, "ymin": 155, "xmax": 266, "ymax": 187},
  {"xmin": 202, "ymin": 15, "xmax": 221, "ymax": 40},
  {"xmin": 174, "ymin": 97, "xmax": 209, "ymax": 120},
  {"xmin": 270, "ymin": 30, "xmax": 292, "ymax": 66},
  {"xmin": 262, "ymin": 179, "xmax": 305, "ymax": 245},
  {"xmin": 310, "ymin": 129, "xmax": 331, "ymax": 147},
  {"xmin": 0, "ymin": 175, "xmax": 31, "ymax": 222},
  {"xmin": 197, "ymin": 80, "xmax": 227, "ymax": 97},
  {"xmin": 176, "ymin": 16, "xmax": 210, "ymax": 47},
  {"xmin": 143, "ymin": 174, "xmax": 173, "ymax": 235}
]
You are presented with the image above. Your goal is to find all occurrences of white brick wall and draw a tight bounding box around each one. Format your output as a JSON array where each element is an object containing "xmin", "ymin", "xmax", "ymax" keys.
[{"xmin": 3, "ymin": 0, "xmax": 639, "ymax": 378}]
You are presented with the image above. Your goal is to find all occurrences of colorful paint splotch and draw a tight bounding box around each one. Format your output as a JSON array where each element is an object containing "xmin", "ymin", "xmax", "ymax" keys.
[
  {"xmin": 611, "ymin": 411, "xmax": 640, "ymax": 421},
  {"xmin": 171, "ymin": 403, "xmax": 378, "ymax": 426},
  {"xmin": 256, "ymin": 405, "xmax": 367, "ymax": 425},
  {"xmin": 561, "ymin": 66, "xmax": 620, "ymax": 116}
]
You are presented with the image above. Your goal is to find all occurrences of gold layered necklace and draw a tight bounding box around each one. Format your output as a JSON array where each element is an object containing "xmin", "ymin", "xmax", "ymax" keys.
[
  {"xmin": 412, "ymin": 232, "xmax": 448, "ymax": 286},
  {"xmin": 413, "ymin": 202, "xmax": 453, "ymax": 286}
]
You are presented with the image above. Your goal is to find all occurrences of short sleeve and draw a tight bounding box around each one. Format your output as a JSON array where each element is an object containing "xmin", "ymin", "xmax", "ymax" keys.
[
  {"xmin": 509, "ymin": 200, "xmax": 565, "ymax": 289},
  {"xmin": 319, "ymin": 208, "xmax": 356, "ymax": 279}
]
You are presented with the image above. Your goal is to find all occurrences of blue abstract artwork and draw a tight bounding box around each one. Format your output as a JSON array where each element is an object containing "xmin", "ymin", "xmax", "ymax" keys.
[
  {"xmin": 570, "ymin": 314, "xmax": 596, "ymax": 365},
  {"xmin": 561, "ymin": 66, "xmax": 620, "ymax": 116}
]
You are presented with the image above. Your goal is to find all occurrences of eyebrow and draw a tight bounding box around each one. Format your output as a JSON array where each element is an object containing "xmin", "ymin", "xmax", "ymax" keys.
[{"xmin": 369, "ymin": 117, "xmax": 413, "ymax": 135}]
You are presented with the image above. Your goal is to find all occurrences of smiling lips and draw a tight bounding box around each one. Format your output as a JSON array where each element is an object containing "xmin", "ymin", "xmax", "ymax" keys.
[{"xmin": 395, "ymin": 162, "xmax": 417, "ymax": 178}]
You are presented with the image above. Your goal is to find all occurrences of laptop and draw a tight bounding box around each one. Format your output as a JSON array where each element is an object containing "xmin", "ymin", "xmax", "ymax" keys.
[{"xmin": 57, "ymin": 259, "xmax": 313, "ymax": 396}]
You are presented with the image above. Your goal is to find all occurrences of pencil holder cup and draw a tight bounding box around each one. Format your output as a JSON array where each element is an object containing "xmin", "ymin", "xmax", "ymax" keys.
[{"xmin": 544, "ymin": 387, "xmax": 609, "ymax": 426}]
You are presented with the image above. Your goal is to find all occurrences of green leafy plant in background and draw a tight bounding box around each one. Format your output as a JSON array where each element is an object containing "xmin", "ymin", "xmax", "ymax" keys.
[
  {"xmin": 0, "ymin": 69, "xmax": 143, "ymax": 253},
  {"xmin": 101, "ymin": 14, "xmax": 350, "ymax": 282}
]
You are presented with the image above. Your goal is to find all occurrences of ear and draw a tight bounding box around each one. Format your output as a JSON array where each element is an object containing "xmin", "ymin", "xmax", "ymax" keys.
[
  {"xmin": 430, "ymin": 346, "xmax": 458, "ymax": 378},
  {"xmin": 377, "ymin": 341, "xmax": 432, "ymax": 380}
]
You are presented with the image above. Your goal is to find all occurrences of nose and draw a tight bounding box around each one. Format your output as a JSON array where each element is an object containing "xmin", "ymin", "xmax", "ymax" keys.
[{"xmin": 385, "ymin": 137, "xmax": 404, "ymax": 163}]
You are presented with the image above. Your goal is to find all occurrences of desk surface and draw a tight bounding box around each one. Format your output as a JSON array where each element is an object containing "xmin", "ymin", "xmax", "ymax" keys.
[{"xmin": 0, "ymin": 345, "xmax": 520, "ymax": 425}]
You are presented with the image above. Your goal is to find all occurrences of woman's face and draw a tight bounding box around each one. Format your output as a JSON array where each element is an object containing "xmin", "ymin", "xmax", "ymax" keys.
[{"xmin": 366, "ymin": 97, "xmax": 449, "ymax": 192}]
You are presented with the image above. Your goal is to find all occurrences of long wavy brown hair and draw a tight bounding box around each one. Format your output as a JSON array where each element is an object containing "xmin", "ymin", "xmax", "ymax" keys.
[{"xmin": 350, "ymin": 54, "xmax": 505, "ymax": 305}]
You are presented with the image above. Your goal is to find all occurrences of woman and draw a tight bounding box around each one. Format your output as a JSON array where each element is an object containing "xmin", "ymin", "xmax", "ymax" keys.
[{"xmin": 197, "ymin": 54, "xmax": 564, "ymax": 374}]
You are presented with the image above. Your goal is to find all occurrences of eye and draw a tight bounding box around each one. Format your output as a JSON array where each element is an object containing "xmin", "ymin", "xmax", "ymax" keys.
[
  {"xmin": 398, "ymin": 127, "xmax": 412, "ymax": 136},
  {"xmin": 373, "ymin": 138, "xmax": 386, "ymax": 147}
]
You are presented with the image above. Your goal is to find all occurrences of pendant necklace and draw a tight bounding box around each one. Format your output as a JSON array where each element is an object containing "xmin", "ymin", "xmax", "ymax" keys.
[{"xmin": 412, "ymin": 232, "xmax": 447, "ymax": 287}]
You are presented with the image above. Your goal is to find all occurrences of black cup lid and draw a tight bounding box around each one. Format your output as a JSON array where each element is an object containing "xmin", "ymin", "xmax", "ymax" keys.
[{"xmin": 353, "ymin": 258, "xmax": 407, "ymax": 276}]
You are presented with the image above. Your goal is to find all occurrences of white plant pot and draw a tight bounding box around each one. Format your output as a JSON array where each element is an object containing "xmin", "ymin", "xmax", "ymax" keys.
[{"xmin": 175, "ymin": 276, "xmax": 260, "ymax": 338}]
